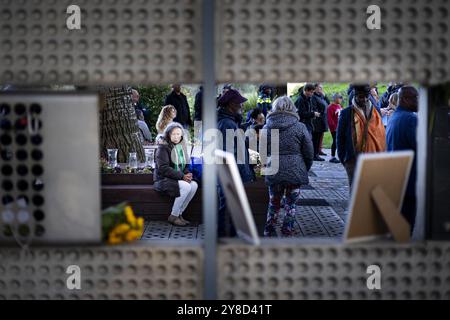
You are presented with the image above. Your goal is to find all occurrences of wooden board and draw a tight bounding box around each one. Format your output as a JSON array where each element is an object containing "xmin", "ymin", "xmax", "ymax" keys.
[{"xmin": 344, "ymin": 151, "xmax": 414, "ymax": 242}]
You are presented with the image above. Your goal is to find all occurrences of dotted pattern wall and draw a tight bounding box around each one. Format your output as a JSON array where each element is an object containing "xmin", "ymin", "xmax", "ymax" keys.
[
  {"xmin": 216, "ymin": 0, "xmax": 450, "ymax": 84},
  {"xmin": 218, "ymin": 242, "xmax": 450, "ymax": 300},
  {"xmin": 0, "ymin": 0, "xmax": 203, "ymax": 85},
  {"xmin": 0, "ymin": 245, "xmax": 203, "ymax": 300}
]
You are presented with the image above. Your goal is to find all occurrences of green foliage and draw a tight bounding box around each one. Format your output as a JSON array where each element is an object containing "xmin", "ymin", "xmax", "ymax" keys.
[
  {"xmin": 137, "ymin": 85, "xmax": 172, "ymax": 137},
  {"xmin": 242, "ymin": 91, "xmax": 259, "ymax": 115}
]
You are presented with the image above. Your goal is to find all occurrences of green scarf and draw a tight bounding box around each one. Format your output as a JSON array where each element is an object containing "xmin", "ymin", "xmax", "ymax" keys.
[{"xmin": 173, "ymin": 144, "xmax": 186, "ymax": 172}]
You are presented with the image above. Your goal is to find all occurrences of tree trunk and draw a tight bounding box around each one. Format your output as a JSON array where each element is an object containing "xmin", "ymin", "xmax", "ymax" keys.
[{"xmin": 100, "ymin": 86, "xmax": 145, "ymax": 163}]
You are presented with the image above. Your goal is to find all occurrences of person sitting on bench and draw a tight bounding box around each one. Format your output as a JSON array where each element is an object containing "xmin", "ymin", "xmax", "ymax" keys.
[{"xmin": 154, "ymin": 122, "xmax": 198, "ymax": 226}]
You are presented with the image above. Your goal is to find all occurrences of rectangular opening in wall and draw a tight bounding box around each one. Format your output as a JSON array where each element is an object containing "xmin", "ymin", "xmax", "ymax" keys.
[
  {"xmin": 214, "ymin": 82, "xmax": 422, "ymax": 243},
  {"xmin": 0, "ymin": 84, "xmax": 204, "ymax": 246}
]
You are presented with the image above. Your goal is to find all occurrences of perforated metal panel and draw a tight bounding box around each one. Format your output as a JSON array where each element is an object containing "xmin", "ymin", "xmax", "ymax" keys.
[
  {"xmin": 0, "ymin": 0, "xmax": 203, "ymax": 85},
  {"xmin": 218, "ymin": 242, "xmax": 450, "ymax": 300},
  {"xmin": 0, "ymin": 93, "xmax": 100, "ymax": 244},
  {"xmin": 216, "ymin": 0, "xmax": 450, "ymax": 84},
  {"xmin": 0, "ymin": 245, "xmax": 203, "ymax": 300}
]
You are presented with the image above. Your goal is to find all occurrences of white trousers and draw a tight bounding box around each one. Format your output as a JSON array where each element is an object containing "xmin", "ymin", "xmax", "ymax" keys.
[{"xmin": 171, "ymin": 180, "xmax": 198, "ymax": 216}]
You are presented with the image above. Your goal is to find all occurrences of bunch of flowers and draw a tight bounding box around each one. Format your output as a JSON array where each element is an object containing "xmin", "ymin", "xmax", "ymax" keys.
[
  {"xmin": 248, "ymin": 148, "xmax": 262, "ymax": 177},
  {"xmin": 100, "ymin": 158, "xmax": 152, "ymax": 174},
  {"xmin": 101, "ymin": 202, "xmax": 144, "ymax": 245}
]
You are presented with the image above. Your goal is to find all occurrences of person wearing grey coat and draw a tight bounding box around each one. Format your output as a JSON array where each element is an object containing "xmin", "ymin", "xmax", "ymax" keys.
[{"xmin": 262, "ymin": 96, "xmax": 314, "ymax": 237}]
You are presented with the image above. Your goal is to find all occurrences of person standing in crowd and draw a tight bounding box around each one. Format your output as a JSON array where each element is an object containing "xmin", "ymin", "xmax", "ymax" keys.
[
  {"xmin": 315, "ymin": 84, "xmax": 330, "ymax": 156},
  {"xmin": 164, "ymin": 84, "xmax": 192, "ymax": 129},
  {"xmin": 378, "ymin": 82, "xmax": 404, "ymax": 110},
  {"xmin": 136, "ymin": 109, "xmax": 152, "ymax": 144},
  {"xmin": 194, "ymin": 86, "xmax": 203, "ymax": 122},
  {"xmin": 337, "ymin": 84, "xmax": 386, "ymax": 186},
  {"xmin": 295, "ymin": 83, "xmax": 319, "ymax": 135},
  {"xmin": 246, "ymin": 84, "xmax": 273, "ymax": 122},
  {"xmin": 311, "ymin": 84, "xmax": 329, "ymax": 161},
  {"xmin": 154, "ymin": 122, "xmax": 198, "ymax": 227},
  {"xmin": 381, "ymin": 92, "xmax": 399, "ymax": 128},
  {"xmin": 131, "ymin": 88, "xmax": 150, "ymax": 118},
  {"xmin": 217, "ymin": 84, "xmax": 233, "ymax": 102},
  {"xmin": 348, "ymin": 83, "xmax": 379, "ymax": 112},
  {"xmin": 327, "ymin": 93, "xmax": 343, "ymax": 164},
  {"xmin": 243, "ymin": 108, "xmax": 265, "ymax": 131},
  {"xmin": 156, "ymin": 105, "xmax": 177, "ymax": 145},
  {"xmin": 386, "ymin": 86, "xmax": 419, "ymax": 234},
  {"xmin": 217, "ymin": 88, "xmax": 255, "ymax": 237},
  {"xmin": 370, "ymin": 86, "xmax": 380, "ymax": 105},
  {"xmin": 262, "ymin": 96, "xmax": 314, "ymax": 237}
]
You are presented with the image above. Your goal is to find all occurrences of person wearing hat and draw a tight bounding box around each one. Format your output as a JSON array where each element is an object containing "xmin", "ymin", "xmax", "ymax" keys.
[
  {"xmin": 327, "ymin": 93, "xmax": 344, "ymax": 163},
  {"xmin": 336, "ymin": 84, "xmax": 386, "ymax": 186},
  {"xmin": 217, "ymin": 88, "xmax": 255, "ymax": 237}
]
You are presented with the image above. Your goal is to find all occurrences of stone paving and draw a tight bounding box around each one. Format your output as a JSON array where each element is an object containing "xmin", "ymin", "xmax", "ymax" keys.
[{"xmin": 141, "ymin": 149, "xmax": 350, "ymax": 241}]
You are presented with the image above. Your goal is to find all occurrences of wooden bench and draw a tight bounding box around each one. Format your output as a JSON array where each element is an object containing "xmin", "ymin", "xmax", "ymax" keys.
[
  {"xmin": 101, "ymin": 173, "xmax": 269, "ymax": 223},
  {"xmin": 101, "ymin": 144, "xmax": 270, "ymax": 226}
]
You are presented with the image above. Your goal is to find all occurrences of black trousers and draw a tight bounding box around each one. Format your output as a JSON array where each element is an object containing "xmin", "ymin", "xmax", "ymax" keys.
[
  {"xmin": 312, "ymin": 132, "xmax": 322, "ymax": 156},
  {"xmin": 331, "ymin": 131, "xmax": 337, "ymax": 157}
]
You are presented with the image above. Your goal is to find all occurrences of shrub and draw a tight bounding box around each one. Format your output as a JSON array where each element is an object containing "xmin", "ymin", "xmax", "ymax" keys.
[{"xmin": 137, "ymin": 85, "xmax": 172, "ymax": 137}]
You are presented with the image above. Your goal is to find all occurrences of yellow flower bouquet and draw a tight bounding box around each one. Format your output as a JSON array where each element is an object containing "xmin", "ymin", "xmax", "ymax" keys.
[{"xmin": 101, "ymin": 202, "xmax": 144, "ymax": 245}]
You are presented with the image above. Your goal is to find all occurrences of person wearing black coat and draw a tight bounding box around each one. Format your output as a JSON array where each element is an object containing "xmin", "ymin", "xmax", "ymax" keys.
[
  {"xmin": 164, "ymin": 84, "xmax": 192, "ymax": 128},
  {"xmin": 154, "ymin": 122, "xmax": 198, "ymax": 227},
  {"xmin": 216, "ymin": 88, "xmax": 254, "ymax": 237},
  {"xmin": 294, "ymin": 83, "xmax": 318, "ymax": 135},
  {"xmin": 311, "ymin": 87, "xmax": 329, "ymax": 161},
  {"xmin": 194, "ymin": 86, "xmax": 203, "ymax": 121}
]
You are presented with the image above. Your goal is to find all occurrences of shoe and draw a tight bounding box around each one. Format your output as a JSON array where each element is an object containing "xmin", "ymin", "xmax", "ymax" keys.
[
  {"xmin": 330, "ymin": 157, "xmax": 340, "ymax": 164},
  {"xmin": 179, "ymin": 215, "xmax": 191, "ymax": 225},
  {"xmin": 281, "ymin": 209, "xmax": 296, "ymax": 237},
  {"xmin": 319, "ymin": 151, "xmax": 327, "ymax": 156},
  {"xmin": 314, "ymin": 156, "xmax": 325, "ymax": 162},
  {"xmin": 263, "ymin": 224, "xmax": 277, "ymax": 237},
  {"xmin": 168, "ymin": 215, "xmax": 187, "ymax": 226},
  {"xmin": 263, "ymin": 216, "xmax": 278, "ymax": 237}
]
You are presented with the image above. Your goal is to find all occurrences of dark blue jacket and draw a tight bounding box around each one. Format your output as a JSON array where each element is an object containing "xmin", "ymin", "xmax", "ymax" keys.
[
  {"xmin": 386, "ymin": 106, "xmax": 417, "ymax": 196},
  {"xmin": 217, "ymin": 108, "xmax": 255, "ymax": 183},
  {"xmin": 336, "ymin": 107, "xmax": 355, "ymax": 164}
]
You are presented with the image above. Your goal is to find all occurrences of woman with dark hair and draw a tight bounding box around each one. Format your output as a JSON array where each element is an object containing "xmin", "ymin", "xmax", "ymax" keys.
[{"xmin": 154, "ymin": 122, "xmax": 198, "ymax": 226}]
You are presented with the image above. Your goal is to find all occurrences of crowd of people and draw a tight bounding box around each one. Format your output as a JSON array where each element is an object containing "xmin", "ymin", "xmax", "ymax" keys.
[
  {"xmin": 136, "ymin": 82, "xmax": 418, "ymax": 237},
  {"xmin": 212, "ymin": 82, "xmax": 418, "ymax": 237}
]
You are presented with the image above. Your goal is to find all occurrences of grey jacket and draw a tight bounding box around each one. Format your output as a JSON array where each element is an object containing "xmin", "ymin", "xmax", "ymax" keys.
[{"xmin": 263, "ymin": 111, "xmax": 314, "ymax": 187}]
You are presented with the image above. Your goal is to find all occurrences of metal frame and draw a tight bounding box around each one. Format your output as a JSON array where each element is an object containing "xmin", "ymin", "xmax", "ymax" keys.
[{"xmin": 202, "ymin": 0, "xmax": 217, "ymax": 300}]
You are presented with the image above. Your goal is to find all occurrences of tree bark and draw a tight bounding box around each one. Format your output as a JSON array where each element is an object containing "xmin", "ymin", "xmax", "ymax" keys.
[{"xmin": 99, "ymin": 86, "xmax": 145, "ymax": 163}]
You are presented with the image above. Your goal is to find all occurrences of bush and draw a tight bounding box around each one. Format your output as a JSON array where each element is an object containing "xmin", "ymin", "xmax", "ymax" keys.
[
  {"xmin": 137, "ymin": 85, "xmax": 172, "ymax": 137},
  {"xmin": 242, "ymin": 91, "xmax": 259, "ymax": 115}
]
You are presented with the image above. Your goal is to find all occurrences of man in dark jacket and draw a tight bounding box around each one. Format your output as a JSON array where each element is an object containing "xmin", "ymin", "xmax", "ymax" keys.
[
  {"xmin": 217, "ymin": 89, "xmax": 255, "ymax": 237},
  {"xmin": 194, "ymin": 86, "xmax": 203, "ymax": 122},
  {"xmin": 337, "ymin": 84, "xmax": 386, "ymax": 186},
  {"xmin": 294, "ymin": 83, "xmax": 318, "ymax": 135},
  {"xmin": 311, "ymin": 84, "xmax": 329, "ymax": 161},
  {"xmin": 164, "ymin": 84, "xmax": 192, "ymax": 128},
  {"xmin": 386, "ymin": 86, "xmax": 419, "ymax": 234}
]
